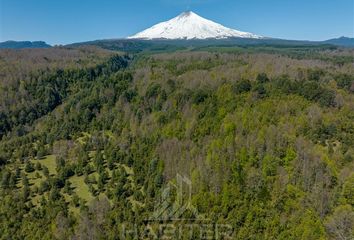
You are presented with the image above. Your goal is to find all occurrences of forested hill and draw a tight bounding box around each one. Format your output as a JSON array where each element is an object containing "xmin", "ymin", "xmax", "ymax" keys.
[
  {"xmin": 0, "ymin": 41, "xmax": 51, "ymax": 49},
  {"xmin": 0, "ymin": 47, "xmax": 128, "ymax": 138},
  {"xmin": 0, "ymin": 45, "xmax": 353, "ymax": 239},
  {"xmin": 68, "ymin": 37, "xmax": 354, "ymax": 53}
]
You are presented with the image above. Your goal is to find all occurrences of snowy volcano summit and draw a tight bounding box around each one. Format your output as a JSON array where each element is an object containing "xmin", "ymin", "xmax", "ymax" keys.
[{"xmin": 128, "ymin": 11, "xmax": 262, "ymax": 40}]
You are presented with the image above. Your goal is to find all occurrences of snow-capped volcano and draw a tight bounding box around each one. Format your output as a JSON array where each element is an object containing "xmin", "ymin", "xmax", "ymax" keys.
[{"xmin": 128, "ymin": 11, "xmax": 262, "ymax": 40}]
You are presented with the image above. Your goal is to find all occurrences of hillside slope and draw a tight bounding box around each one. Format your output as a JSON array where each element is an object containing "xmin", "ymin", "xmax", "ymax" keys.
[{"xmin": 0, "ymin": 46, "xmax": 353, "ymax": 239}]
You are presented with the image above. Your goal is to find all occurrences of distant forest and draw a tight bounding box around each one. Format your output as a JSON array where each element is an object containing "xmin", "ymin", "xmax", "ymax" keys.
[{"xmin": 0, "ymin": 44, "xmax": 353, "ymax": 239}]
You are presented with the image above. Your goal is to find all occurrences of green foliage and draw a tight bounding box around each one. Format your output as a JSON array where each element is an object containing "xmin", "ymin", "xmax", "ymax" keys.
[
  {"xmin": 301, "ymin": 81, "xmax": 335, "ymax": 107},
  {"xmin": 0, "ymin": 47, "xmax": 353, "ymax": 239},
  {"xmin": 24, "ymin": 161, "xmax": 35, "ymax": 173},
  {"xmin": 335, "ymin": 73, "xmax": 354, "ymax": 91},
  {"xmin": 256, "ymin": 73, "xmax": 270, "ymax": 83},
  {"xmin": 234, "ymin": 79, "xmax": 252, "ymax": 94},
  {"xmin": 324, "ymin": 205, "xmax": 354, "ymax": 240}
]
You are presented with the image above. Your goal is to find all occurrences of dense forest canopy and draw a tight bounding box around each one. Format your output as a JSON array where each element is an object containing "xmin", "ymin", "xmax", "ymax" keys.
[{"xmin": 0, "ymin": 44, "xmax": 353, "ymax": 239}]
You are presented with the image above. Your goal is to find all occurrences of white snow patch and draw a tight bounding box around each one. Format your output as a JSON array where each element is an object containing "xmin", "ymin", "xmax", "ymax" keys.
[{"xmin": 128, "ymin": 11, "xmax": 262, "ymax": 40}]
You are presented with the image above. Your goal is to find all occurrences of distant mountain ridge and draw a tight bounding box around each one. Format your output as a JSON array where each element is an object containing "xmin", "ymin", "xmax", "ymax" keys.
[
  {"xmin": 68, "ymin": 36, "xmax": 354, "ymax": 54},
  {"xmin": 323, "ymin": 37, "xmax": 354, "ymax": 47},
  {"xmin": 2, "ymin": 37, "xmax": 353, "ymax": 51},
  {"xmin": 0, "ymin": 41, "xmax": 51, "ymax": 49}
]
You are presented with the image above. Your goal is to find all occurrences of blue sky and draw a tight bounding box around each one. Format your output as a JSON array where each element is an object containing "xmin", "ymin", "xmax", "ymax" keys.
[{"xmin": 1, "ymin": 0, "xmax": 353, "ymax": 45}]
